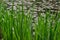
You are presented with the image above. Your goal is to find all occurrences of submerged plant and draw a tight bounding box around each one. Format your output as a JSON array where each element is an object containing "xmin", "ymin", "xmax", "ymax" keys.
[{"xmin": 0, "ymin": 1, "xmax": 60, "ymax": 40}]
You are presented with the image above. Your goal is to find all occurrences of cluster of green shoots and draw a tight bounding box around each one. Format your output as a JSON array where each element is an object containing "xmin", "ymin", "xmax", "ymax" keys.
[{"xmin": 0, "ymin": 1, "xmax": 60, "ymax": 40}]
